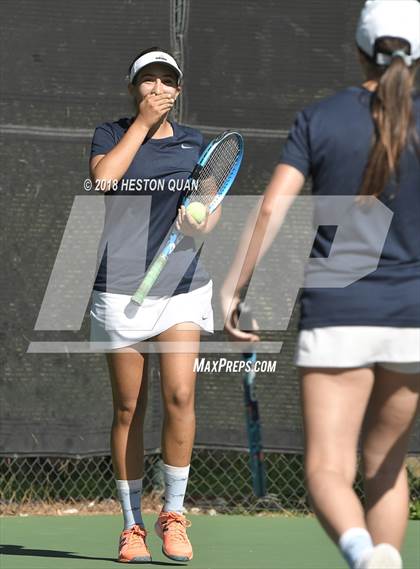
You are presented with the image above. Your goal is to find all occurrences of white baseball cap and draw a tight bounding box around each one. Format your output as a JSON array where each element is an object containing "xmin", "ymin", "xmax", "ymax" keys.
[
  {"xmin": 129, "ymin": 51, "xmax": 183, "ymax": 83},
  {"xmin": 356, "ymin": 0, "xmax": 420, "ymax": 66}
]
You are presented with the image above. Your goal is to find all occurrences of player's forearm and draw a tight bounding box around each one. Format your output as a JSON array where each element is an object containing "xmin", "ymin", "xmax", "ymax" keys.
[
  {"xmin": 221, "ymin": 193, "xmax": 294, "ymax": 297},
  {"xmin": 222, "ymin": 165, "xmax": 304, "ymax": 297},
  {"xmin": 91, "ymin": 118, "xmax": 149, "ymax": 183},
  {"xmin": 221, "ymin": 200, "xmax": 269, "ymax": 298}
]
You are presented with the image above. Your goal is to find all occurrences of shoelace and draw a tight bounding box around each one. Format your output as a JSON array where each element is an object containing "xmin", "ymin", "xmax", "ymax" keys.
[
  {"xmin": 122, "ymin": 525, "xmax": 147, "ymax": 548},
  {"xmin": 160, "ymin": 513, "xmax": 192, "ymax": 543}
]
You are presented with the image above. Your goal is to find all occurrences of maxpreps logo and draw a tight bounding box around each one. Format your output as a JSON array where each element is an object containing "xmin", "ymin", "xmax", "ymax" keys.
[{"xmin": 194, "ymin": 358, "xmax": 277, "ymax": 373}]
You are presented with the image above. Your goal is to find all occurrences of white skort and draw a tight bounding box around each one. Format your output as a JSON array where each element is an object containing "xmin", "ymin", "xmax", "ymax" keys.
[
  {"xmin": 90, "ymin": 280, "xmax": 213, "ymax": 350},
  {"xmin": 295, "ymin": 326, "xmax": 420, "ymax": 374}
]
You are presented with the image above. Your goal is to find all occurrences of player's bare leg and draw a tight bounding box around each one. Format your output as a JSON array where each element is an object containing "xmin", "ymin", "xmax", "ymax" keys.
[
  {"xmin": 362, "ymin": 366, "xmax": 420, "ymax": 548},
  {"xmin": 301, "ymin": 366, "xmax": 374, "ymax": 542},
  {"xmin": 107, "ymin": 348, "xmax": 148, "ymax": 480},
  {"xmin": 158, "ymin": 323, "xmax": 201, "ymax": 467},
  {"xmin": 107, "ymin": 348, "xmax": 151, "ymax": 562},
  {"xmin": 154, "ymin": 322, "xmax": 201, "ymax": 561}
]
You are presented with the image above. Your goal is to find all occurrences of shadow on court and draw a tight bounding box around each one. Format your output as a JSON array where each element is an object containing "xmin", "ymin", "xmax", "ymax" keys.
[
  {"xmin": 1, "ymin": 515, "xmax": 418, "ymax": 569},
  {"xmin": 0, "ymin": 544, "xmax": 185, "ymax": 566}
]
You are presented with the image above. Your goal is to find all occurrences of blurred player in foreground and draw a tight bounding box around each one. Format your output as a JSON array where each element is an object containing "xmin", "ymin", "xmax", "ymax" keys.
[{"xmin": 222, "ymin": 2, "xmax": 420, "ymax": 567}]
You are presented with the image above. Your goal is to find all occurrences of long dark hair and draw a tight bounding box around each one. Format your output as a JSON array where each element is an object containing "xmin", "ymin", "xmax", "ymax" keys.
[{"xmin": 359, "ymin": 38, "xmax": 419, "ymax": 197}]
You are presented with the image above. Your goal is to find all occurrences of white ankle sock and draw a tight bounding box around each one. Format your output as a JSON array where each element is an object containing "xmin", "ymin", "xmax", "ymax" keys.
[
  {"xmin": 339, "ymin": 528, "xmax": 374, "ymax": 569},
  {"xmin": 116, "ymin": 478, "xmax": 144, "ymax": 530},
  {"xmin": 162, "ymin": 463, "xmax": 190, "ymax": 514}
]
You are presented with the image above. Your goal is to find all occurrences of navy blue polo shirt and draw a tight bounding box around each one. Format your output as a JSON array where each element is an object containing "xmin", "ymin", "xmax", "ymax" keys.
[
  {"xmin": 90, "ymin": 119, "xmax": 210, "ymax": 296},
  {"xmin": 280, "ymin": 87, "xmax": 420, "ymax": 330}
]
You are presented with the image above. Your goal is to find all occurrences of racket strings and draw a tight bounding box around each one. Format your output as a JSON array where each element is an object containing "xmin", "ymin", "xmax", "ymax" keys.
[{"xmin": 188, "ymin": 136, "xmax": 241, "ymax": 207}]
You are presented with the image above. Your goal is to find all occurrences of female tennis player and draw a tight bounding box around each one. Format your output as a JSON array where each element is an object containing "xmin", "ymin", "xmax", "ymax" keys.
[
  {"xmin": 89, "ymin": 47, "xmax": 221, "ymax": 563},
  {"xmin": 221, "ymin": 2, "xmax": 419, "ymax": 568}
]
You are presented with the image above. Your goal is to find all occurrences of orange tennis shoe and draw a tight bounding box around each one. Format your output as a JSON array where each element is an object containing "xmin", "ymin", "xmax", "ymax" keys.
[
  {"xmin": 118, "ymin": 524, "xmax": 152, "ymax": 563},
  {"xmin": 154, "ymin": 511, "xmax": 193, "ymax": 561}
]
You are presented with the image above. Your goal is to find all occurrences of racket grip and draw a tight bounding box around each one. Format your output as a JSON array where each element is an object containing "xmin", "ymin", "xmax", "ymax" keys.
[
  {"xmin": 131, "ymin": 254, "xmax": 168, "ymax": 306},
  {"xmin": 237, "ymin": 302, "xmax": 254, "ymax": 332}
]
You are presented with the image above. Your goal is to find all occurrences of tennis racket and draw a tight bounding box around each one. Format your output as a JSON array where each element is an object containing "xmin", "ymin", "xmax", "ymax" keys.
[
  {"xmin": 237, "ymin": 302, "xmax": 266, "ymax": 498},
  {"xmin": 131, "ymin": 130, "xmax": 244, "ymax": 305}
]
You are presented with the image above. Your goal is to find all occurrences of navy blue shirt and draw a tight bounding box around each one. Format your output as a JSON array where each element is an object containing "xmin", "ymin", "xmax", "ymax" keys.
[
  {"xmin": 90, "ymin": 119, "xmax": 210, "ymax": 295},
  {"xmin": 281, "ymin": 87, "xmax": 420, "ymax": 330}
]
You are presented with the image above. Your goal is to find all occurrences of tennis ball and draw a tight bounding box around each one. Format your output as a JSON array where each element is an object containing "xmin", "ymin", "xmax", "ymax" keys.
[{"xmin": 187, "ymin": 201, "xmax": 207, "ymax": 224}]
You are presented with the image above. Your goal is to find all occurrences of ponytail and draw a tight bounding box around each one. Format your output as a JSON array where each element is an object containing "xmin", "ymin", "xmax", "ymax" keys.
[{"xmin": 360, "ymin": 38, "xmax": 419, "ymax": 197}]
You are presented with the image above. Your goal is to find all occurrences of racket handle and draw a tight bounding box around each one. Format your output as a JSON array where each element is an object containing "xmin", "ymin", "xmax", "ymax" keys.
[
  {"xmin": 131, "ymin": 254, "xmax": 168, "ymax": 306},
  {"xmin": 237, "ymin": 302, "xmax": 254, "ymax": 332}
]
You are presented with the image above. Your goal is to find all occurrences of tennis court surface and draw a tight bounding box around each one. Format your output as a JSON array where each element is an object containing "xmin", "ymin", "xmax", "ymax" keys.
[{"xmin": 1, "ymin": 514, "xmax": 419, "ymax": 569}]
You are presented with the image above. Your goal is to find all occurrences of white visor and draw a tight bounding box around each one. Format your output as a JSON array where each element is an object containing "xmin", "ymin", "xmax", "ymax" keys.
[
  {"xmin": 129, "ymin": 51, "xmax": 183, "ymax": 83},
  {"xmin": 356, "ymin": 0, "xmax": 420, "ymax": 66}
]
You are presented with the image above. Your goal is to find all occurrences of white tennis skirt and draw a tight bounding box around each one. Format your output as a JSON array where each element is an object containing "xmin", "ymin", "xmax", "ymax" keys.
[
  {"xmin": 295, "ymin": 326, "xmax": 420, "ymax": 374},
  {"xmin": 90, "ymin": 280, "xmax": 213, "ymax": 350}
]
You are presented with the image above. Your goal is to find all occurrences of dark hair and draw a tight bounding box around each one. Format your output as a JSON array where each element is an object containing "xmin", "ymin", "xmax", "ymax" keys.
[
  {"xmin": 128, "ymin": 46, "xmax": 177, "ymax": 85},
  {"xmin": 359, "ymin": 38, "xmax": 420, "ymax": 197}
]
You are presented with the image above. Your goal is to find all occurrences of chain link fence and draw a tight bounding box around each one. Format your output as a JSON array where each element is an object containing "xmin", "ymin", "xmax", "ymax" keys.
[{"xmin": 2, "ymin": 450, "xmax": 419, "ymax": 517}]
